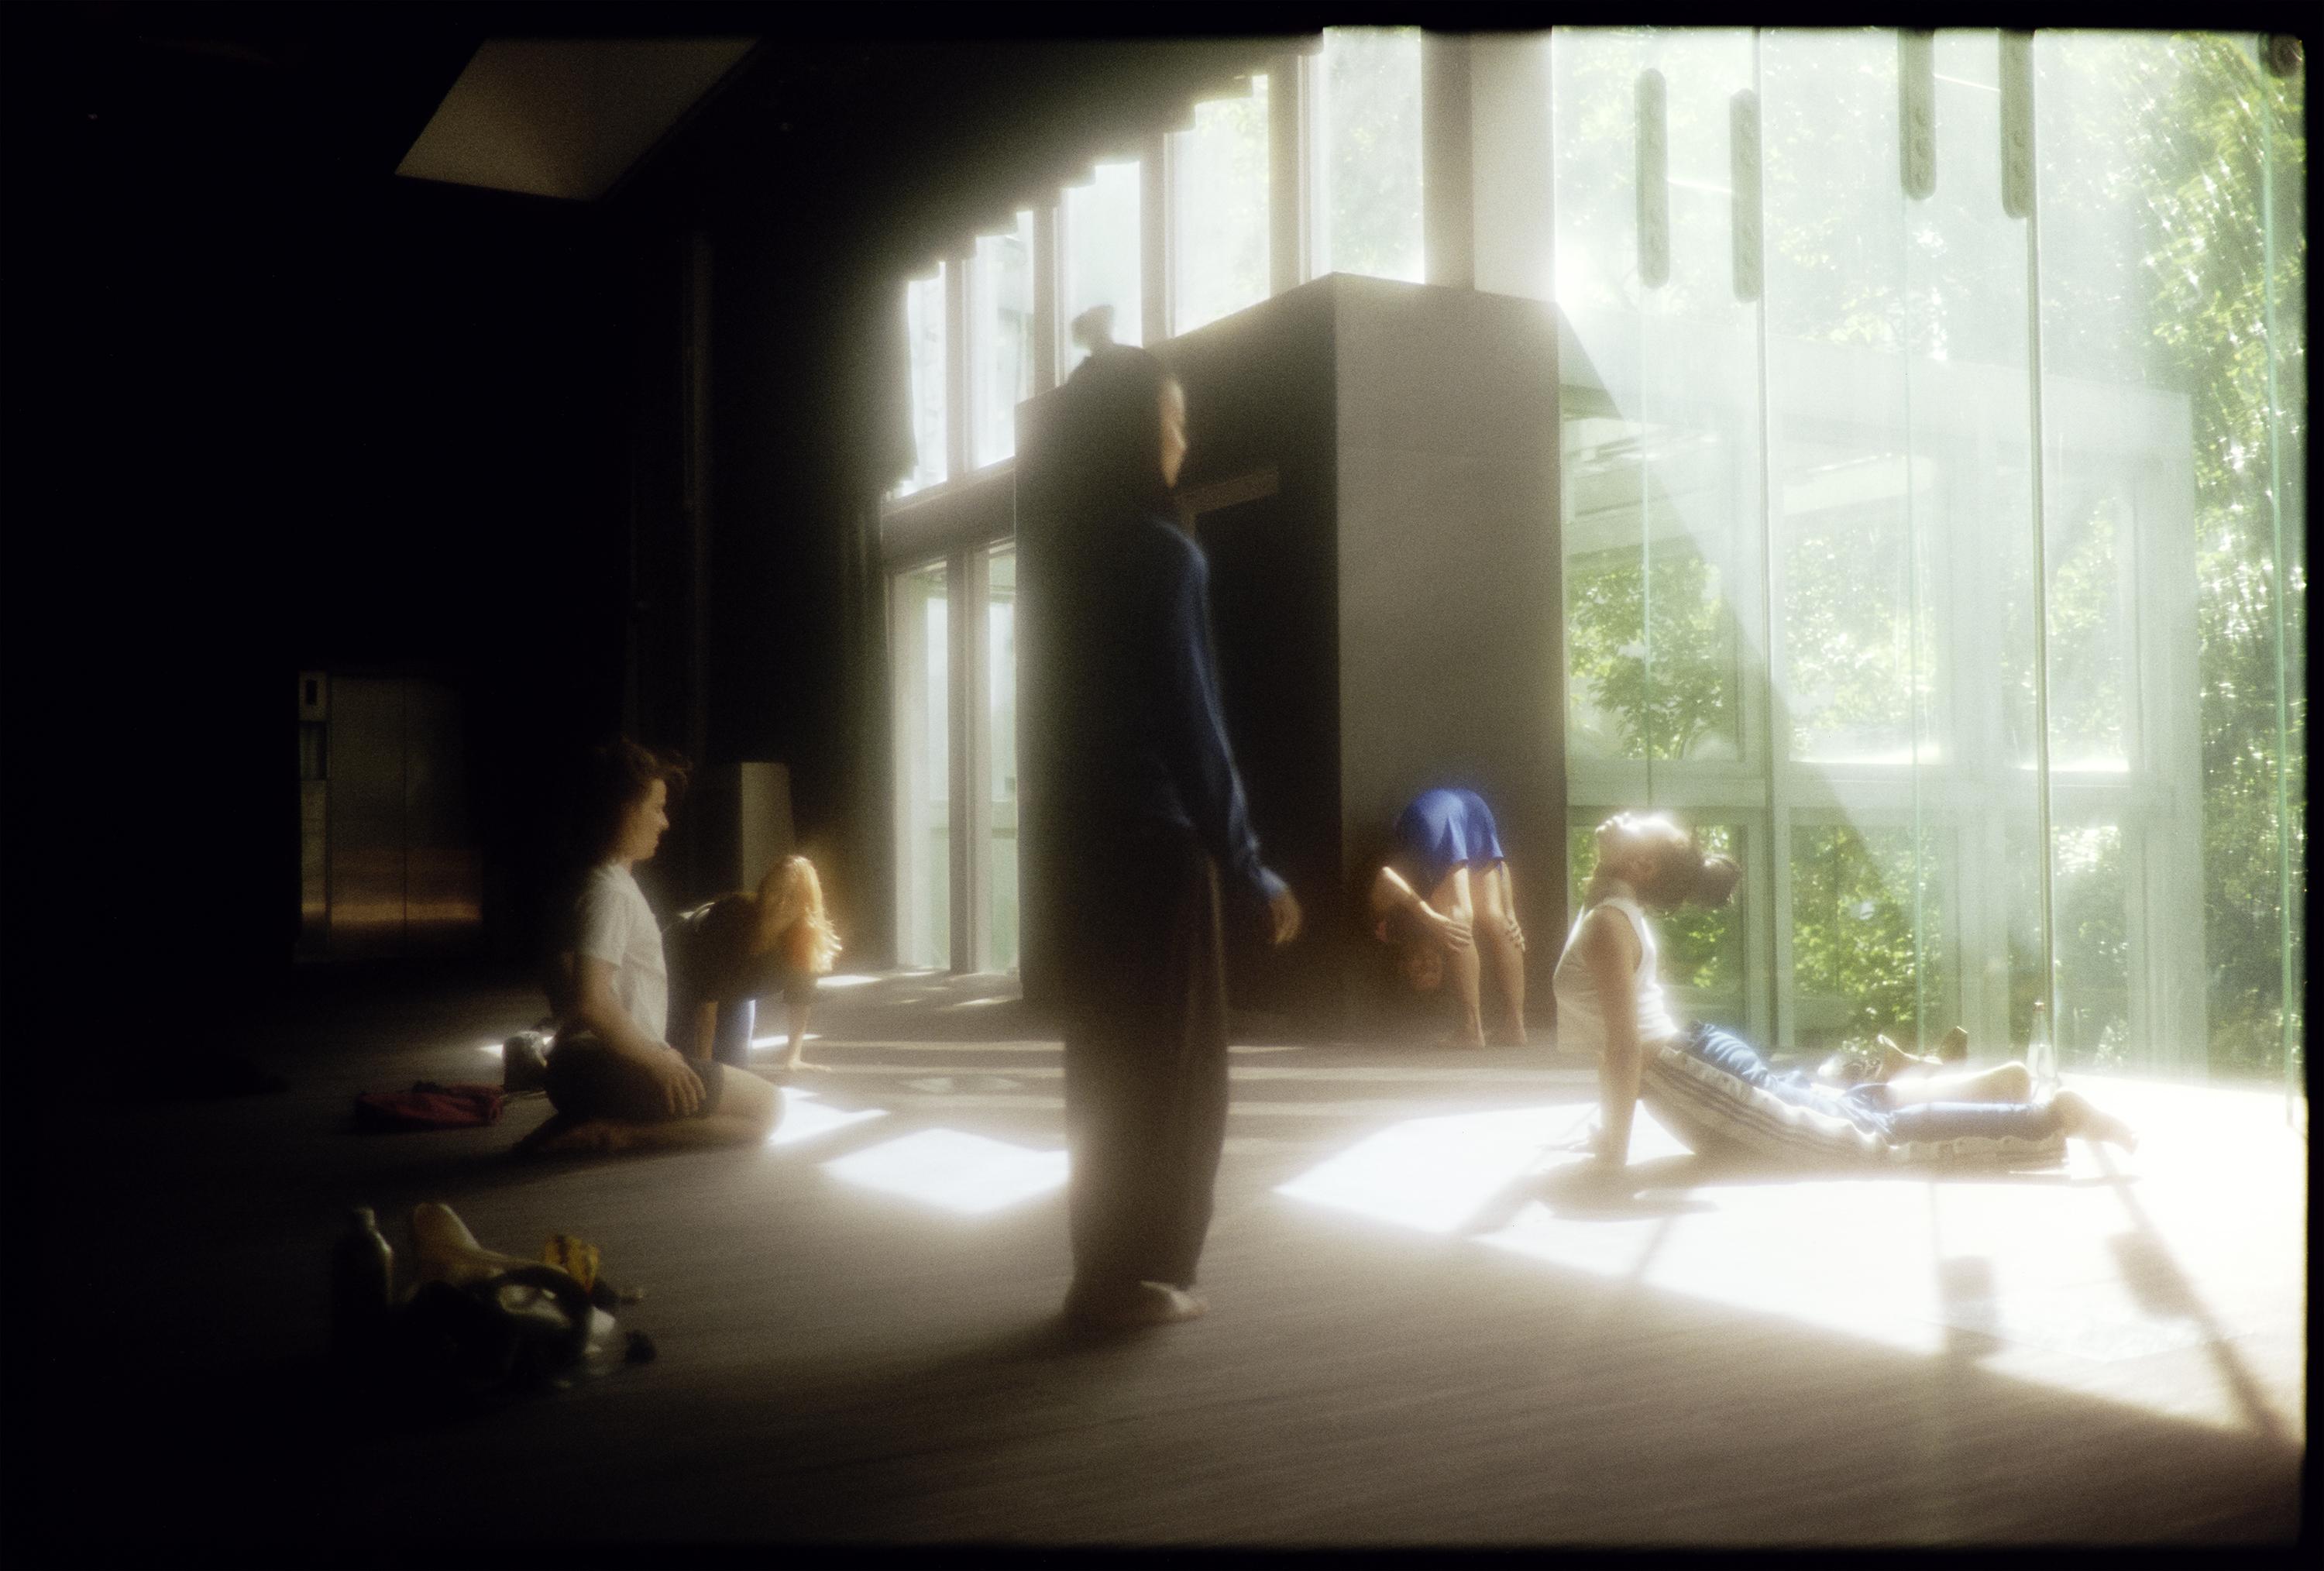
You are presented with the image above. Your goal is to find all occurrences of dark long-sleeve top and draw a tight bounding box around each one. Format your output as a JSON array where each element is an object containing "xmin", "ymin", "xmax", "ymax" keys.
[{"xmin": 1050, "ymin": 510, "xmax": 1284, "ymax": 917}]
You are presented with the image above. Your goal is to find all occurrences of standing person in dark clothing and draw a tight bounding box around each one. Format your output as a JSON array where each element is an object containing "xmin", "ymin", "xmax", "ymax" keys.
[{"xmin": 1043, "ymin": 306, "xmax": 1302, "ymax": 1332}]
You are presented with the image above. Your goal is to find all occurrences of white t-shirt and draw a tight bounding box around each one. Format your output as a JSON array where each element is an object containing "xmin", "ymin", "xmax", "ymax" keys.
[
  {"xmin": 1550, "ymin": 878, "xmax": 1681, "ymax": 1057},
  {"xmin": 573, "ymin": 861, "xmax": 669, "ymax": 1045}
]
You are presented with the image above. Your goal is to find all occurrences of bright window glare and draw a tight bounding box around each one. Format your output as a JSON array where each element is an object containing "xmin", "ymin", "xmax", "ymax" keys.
[
  {"xmin": 818, "ymin": 974, "xmax": 881, "ymax": 989},
  {"xmin": 821, "ymin": 1128, "xmax": 1069, "ymax": 1215},
  {"xmin": 749, "ymin": 1033, "xmax": 823, "ymax": 1047},
  {"xmin": 767, "ymin": 1088, "xmax": 888, "ymax": 1148},
  {"xmin": 1276, "ymin": 1105, "xmax": 1595, "ymax": 1235}
]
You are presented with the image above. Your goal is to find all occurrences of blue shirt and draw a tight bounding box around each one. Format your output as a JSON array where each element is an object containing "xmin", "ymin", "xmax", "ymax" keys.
[
  {"xmin": 1391, "ymin": 788, "xmax": 1506, "ymax": 900},
  {"xmin": 1051, "ymin": 512, "xmax": 1284, "ymax": 915}
]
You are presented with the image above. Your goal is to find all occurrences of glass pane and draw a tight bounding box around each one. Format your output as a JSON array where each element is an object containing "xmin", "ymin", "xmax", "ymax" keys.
[
  {"xmin": 897, "ymin": 268, "xmax": 947, "ymax": 497},
  {"xmin": 892, "ymin": 562, "xmax": 950, "ymax": 968},
  {"xmin": 985, "ymin": 546, "xmax": 1019, "ymax": 973},
  {"xmin": 1317, "ymin": 27, "xmax": 1423, "ymax": 284},
  {"xmin": 1788, "ymin": 819, "xmax": 1948, "ymax": 1057},
  {"xmin": 970, "ymin": 212, "xmax": 1035, "ymax": 469},
  {"xmin": 2035, "ymin": 32, "xmax": 2303, "ymax": 1079},
  {"xmin": 1062, "ymin": 159, "xmax": 1142, "ymax": 374},
  {"xmin": 1171, "ymin": 77, "xmax": 1270, "ymax": 334}
]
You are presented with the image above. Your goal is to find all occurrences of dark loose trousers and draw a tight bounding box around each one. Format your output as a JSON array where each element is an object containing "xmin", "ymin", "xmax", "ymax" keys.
[{"xmin": 1061, "ymin": 824, "xmax": 1232, "ymax": 1293}]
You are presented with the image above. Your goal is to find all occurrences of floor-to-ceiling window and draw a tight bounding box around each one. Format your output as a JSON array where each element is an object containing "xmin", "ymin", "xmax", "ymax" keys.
[
  {"xmin": 1061, "ymin": 158, "xmax": 1142, "ymax": 372},
  {"xmin": 892, "ymin": 559, "xmax": 951, "ymax": 968},
  {"xmin": 970, "ymin": 212, "xmax": 1034, "ymax": 469},
  {"xmin": 1312, "ymin": 27, "xmax": 1425, "ymax": 284},
  {"xmin": 1171, "ymin": 77, "xmax": 1270, "ymax": 333},
  {"xmin": 1553, "ymin": 26, "xmax": 2305, "ymax": 1084},
  {"xmin": 984, "ymin": 543, "xmax": 1019, "ymax": 972},
  {"xmin": 897, "ymin": 266, "xmax": 947, "ymax": 497}
]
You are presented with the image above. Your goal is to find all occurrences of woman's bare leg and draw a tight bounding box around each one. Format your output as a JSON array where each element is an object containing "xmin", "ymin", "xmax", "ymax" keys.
[
  {"xmin": 1882, "ymin": 1060, "xmax": 2137, "ymax": 1152},
  {"xmin": 1881, "ymin": 1060, "xmax": 2036, "ymax": 1107},
  {"xmin": 1474, "ymin": 862, "xmax": 1527, "ymax": 1046},
  {"xmin": 1431, "ymin": 867, "xmax": 1484, "ymax": 1047},
  {"xmin": 2050, "ymin": 1088, "xmax": 2138, "ymax": 1151},
  {"xmin": 776, "ymin": 999, "xmax": 819, "ymax": 1072}
]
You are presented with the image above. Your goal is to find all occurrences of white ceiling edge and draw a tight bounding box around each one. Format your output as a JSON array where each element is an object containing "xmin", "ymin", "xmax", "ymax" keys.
[{"xmin": 396, "ymin": 37, "xmax": 758, "ymax": 202}]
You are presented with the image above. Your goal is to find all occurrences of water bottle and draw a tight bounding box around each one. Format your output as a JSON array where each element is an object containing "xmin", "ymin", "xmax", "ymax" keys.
[
  {"xmin": 2027, "ymin": 1001, "xmax": 2058, "ymax": 1102},
  {"xmin": 331, "ymin": 1206, "xmax": 396, "ymax": 1360}
]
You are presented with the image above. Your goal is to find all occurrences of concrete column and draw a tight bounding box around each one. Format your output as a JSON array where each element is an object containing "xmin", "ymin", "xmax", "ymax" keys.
[
  {"xmin": 1471, "ymin": 32, "xmax": 1554, "ymax": 301},
  {"xmin": 1422, "ymin": 33, "xmax": 1473, "ymax": 290}
]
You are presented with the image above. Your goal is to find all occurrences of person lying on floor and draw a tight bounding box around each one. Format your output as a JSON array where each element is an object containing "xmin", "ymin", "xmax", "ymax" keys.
[
  {"xmin": 664, "ymin": 854, "xmax": 841, "ymax": 1074},
  {"xmin": 1369, "ymin": 786, "xmax": 1528, "ymax": 1047},
  {"xmin": 517, "ymin": 738, "xmax": 780, "ymax": 1157},
  {"xmin": 1549, "ymin": 810, "xmax": 2137, "ymax": 1174}
]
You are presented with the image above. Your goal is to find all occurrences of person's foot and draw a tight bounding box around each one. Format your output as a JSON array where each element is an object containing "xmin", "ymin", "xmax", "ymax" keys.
[
  {"xmin": 1064, "ymin": 1280, "xmax": 1208, "ymax": 1329},
  {"xmin": 1488, "ymin": 1023, "xmax": 1529, "ymax": 1047},
  {"xmin": 1939, "ymin": 1025, "xmax": 1971, "ymax": 1064},
  {"xmin": 517, "ymin": 1117, "xmax": 631, "ymax": 1157},
  {"xmin": 2055, "ymin": 1090, "xmax": 2139, "ymax": 1153},
  {"xmin": 776, "ymin": 1059, "xmax": 825, "ymax": 1074},
  {"xmin": 1874, "ymin": 1033, "xmax": 1941, "ymax": 1081},
  {"xmin": 1440, "ymin": 1032, "xmax": 1487, "ymax": 1050}
]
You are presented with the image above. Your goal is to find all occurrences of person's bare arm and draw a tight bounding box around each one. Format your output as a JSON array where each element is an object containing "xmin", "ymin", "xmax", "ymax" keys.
[
  {"xmin": 1583, "ymin": 906, "xmax": 1644, "ymax": 1167},
  {"xmin": 689, "ymin": 999, "xmax": 719, "ymax": 1063},
  {"xmin": 572, "ymin": 956, "xmax": 703, "ymax": 1116},
  {"xmin": 1371, "ymin": 865, "xmax": 1473, "ymax": 949}
]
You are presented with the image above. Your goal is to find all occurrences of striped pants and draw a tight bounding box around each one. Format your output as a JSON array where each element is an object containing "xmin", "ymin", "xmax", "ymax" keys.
[{"xmin": 1639, "ymin": 1023, "xmax": 2066, "ymax": 1167}]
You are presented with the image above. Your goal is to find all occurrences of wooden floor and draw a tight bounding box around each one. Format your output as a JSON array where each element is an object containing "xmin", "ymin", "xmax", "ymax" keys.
[{"xmin": 12, "ymin": 969, "xmax": 2305, "ymax": 1556}]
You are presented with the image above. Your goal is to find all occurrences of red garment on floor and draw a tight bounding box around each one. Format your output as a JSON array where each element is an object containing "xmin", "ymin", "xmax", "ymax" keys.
[{"xmin": 352, "ymin": 1081, "xmax": 507, "ymax": 1132}]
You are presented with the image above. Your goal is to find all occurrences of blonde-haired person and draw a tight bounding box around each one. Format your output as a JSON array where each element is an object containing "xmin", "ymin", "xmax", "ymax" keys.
[
  {"xmin": 665, "ymin": 854, "xmax": 841, "ymax": 1075},
  {"xmin": 1550, "ymin": 811, "xmax": 2136, "ymax": 1174}
]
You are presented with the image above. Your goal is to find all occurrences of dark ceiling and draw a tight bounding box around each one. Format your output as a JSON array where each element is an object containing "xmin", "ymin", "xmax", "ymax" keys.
[{"xmin": 11, "ymin": 4, "xmax": 1330, "ymax": 271}]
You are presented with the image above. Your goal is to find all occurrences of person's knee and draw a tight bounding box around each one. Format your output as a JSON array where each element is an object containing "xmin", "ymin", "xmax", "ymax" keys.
[{"xmin": 1995, "ymin": 1061, "xmax": 2033, "ymax": 1100}]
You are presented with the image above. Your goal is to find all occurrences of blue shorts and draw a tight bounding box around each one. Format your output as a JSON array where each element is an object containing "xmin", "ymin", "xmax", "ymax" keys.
[{"xmin": 1640, "ymin": 1023, "xmax": 2065, "ymax": 1167}]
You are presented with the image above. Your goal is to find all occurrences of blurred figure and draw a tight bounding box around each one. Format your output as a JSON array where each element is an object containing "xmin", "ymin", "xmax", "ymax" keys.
[
  {"xmin": 519, "ymin": 738, "xmax": 779, "ymax": 1157},
  {"xmin": 1550, "ymin": 811, "xmax": 2135, "ymax": 1172},
  {"xmin": 1045, "ymin": 307, "xmax": 1301, "ymax": 1331},
  {"xmin": 1368, "ymin": 786, "xmax": 1527, "ymax": 1047},
  {"xmin": 665, "ymin": 855, "xmax": 840, "ymax": 1074}
]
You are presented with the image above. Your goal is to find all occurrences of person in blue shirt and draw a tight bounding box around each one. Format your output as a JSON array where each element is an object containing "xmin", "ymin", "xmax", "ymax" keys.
[
  {"xmin": 1043, "ymin": 306, "xmax": 1302, "ymax": 1332},
  {"xmin": 1370, "ymin": 786, "xmax": 1528, "ymax": 1047}
]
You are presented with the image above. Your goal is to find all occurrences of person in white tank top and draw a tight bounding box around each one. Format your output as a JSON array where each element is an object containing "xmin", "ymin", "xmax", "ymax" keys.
[
  {"xmin": 1552, "ymin": 813, "xmax": 1741, "ymax": 1170},
  {"xmin": 1552, "ymin": 811, "xmax": 2140, "ymax": 1174}
]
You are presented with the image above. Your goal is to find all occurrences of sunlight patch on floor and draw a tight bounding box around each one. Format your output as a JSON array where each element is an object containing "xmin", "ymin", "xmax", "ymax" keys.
[
  {"xmin": 1274, "ymin": 1105, "xmax": 1588, "ymax": 1234},
  {"xmin": 766, "ymin": 1088, "xmax": 887, "ymax": 1147},
  {"xmin": 820, "ymin": 1128, "xmax": 1069, "ymax": 1215}
]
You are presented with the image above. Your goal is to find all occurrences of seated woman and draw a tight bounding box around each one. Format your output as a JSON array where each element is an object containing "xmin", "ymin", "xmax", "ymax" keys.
[
  {"xmin": 1550, "ymin": 811, "xmax": 2136, "ymax": 1172},
  {"xmin": 1370, "ymin": 786, "xmax": 1527, "ymax": 1047},
  {"xmin": 665, "ymin": 854, "xmax": 841, "ymax": 1074},
  {"xmin": 518, "ymin": 739, "xmax": 781, "ymax": 1157}
]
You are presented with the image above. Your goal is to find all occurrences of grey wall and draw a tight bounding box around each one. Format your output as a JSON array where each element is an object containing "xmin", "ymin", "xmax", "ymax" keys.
[{"xmin": 1333, "ymin": 278, "xmax": 1567, "ymax": 1023}]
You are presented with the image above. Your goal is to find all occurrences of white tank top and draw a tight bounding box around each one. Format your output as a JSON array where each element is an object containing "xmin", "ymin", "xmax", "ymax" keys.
[{"xmin": 1551, "ymin": 879, "xmax": 1681, "ymax": 1055}]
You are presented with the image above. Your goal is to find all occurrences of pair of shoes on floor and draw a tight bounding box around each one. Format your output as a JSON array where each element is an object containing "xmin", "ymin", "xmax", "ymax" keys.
[{"xmin": 1063, "ymin": 1279, "xmax": 1208, "ymax": 1330}]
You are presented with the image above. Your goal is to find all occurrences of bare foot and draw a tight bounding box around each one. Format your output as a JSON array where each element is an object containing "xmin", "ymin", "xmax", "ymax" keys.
[
  {"xmin": 777, "ymin": 1060, "xmax": 826, "ymax": 1074},
  {"xmin": 1489, "ymin": 1023, "xmax": 1529, "ymax": 1048},
  {"xmin": 1874, "ymin": 1033, "xmax": 1941, "ymax": 1081},
  {"xmin": 1440, "ymin": 1031, "xmax": 1487, "ymax": 1050},
  {"xmin": 522, "ymin": 1117, "xmax": 633, "ymax": 1157},
  {"xmin": 2054, "ymin": 1090, "xmax": 2139, "ymax": 1153},
  {"xmin": 1064, "ymin": 1280, "xmax": 1208, "ymax": 1329}
]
